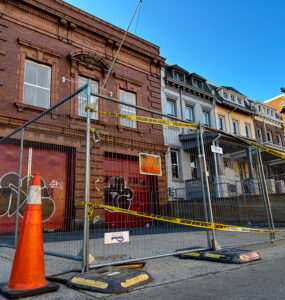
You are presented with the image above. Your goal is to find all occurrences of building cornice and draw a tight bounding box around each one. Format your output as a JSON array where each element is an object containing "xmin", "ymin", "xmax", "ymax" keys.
[
  {"xmin": 7, "ymin": 0, "xmax": 165, "ymax": 63},
  {"xmin": 164, "ymin": 76, "xmax": 214, "ymax": 101}
]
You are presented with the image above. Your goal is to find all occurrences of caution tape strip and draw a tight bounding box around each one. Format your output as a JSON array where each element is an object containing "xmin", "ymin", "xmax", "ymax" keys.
[
  {"xmin": 83, "ymin": 202, "xmax": 285, "ymax": 233},
  {"xmin": 205, "ymin": 126, "xmax": 285, "ymax": 160},
  {"xmin": 85, "ymin": 105, "xmax": 285, "ymax": 160},
  {"xmin": 85, "ymin": 105, "xmax": 198, "ymax": 130}
]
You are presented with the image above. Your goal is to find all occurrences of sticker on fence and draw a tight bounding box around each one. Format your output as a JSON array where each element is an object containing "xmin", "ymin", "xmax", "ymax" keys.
[
  {"xmin": 211, "ymin": 145, "xmax": 223, "ymax": 155},
  {"xmin": 104, "ymin": 231, "xmax": 130, "ymax": 244}
]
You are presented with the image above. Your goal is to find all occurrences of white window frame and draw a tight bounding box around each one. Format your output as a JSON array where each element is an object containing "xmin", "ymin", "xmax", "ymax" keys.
[
  {"xmin": 173, "ymin": 71, "xmax": 183, "ymax": 81},
  {"xmin": 193, "ymin": 78, "xmax": 202, "ymax": 89},
  {"xmin": 167, "ymin": 100, "xmax": 176, "ymax": 119},
  {"xmin": 202, "ymin": 110, "xmax": 210, "ymax": 126},
  {"xmin": 218, "ymin": 115, "xmax": 226, "ymax": 131},
  {"xmin": 267, "ymin": 131, "xmax": 273, "ymax": 143},
  {"xmin": 237, "ymin": 98, "xmax": 243, "ymax": 105},
  {"xmin": 120, "ymin": 90, "xmax": 137, "ymax": 128},
  {"xmin": 190, "ymin": 154, "xmax": 198, "ymax": 179},
  {"xmin": 23, "ymin": 60, "xmax": 51, "ymax": 109},
  {"xmin": 185, "ymin": 106, "xmax": 194, "ymax": 122},
  {"xmin": 78, "ymin": 76, "xmax": 99, "ymax": 120},
  {"xmin": 245, "ymin": 123, "xmax": 251, "ymax": 138},
  {"xmin": 257, "ymin": 128, "xmax": 263, "ymax": 142},
  {"xmin": 170, "ymin": 150, "xmax": 180, "ymax": 180},
  {"xmin": 277, "ymin": 134, "xmax": 283, "ymax": 146},
  {"xmin": 232, "ymin": 119, "xmax": 239, "ymax": 135}
]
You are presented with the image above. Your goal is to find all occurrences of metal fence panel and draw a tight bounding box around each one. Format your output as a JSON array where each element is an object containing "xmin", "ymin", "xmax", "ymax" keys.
[{"xmin": 0, "ymin": 86, "xmax": 88, "ymax": 260}]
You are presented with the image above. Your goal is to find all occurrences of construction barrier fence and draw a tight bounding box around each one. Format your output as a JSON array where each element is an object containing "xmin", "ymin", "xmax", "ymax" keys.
[{"xmin": 0, "ymin": 82, "xmax": 285, "ymax": 270}]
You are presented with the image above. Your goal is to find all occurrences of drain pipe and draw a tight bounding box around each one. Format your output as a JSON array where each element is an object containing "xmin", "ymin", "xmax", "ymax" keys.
[{"xmin": 212, "ymin": 134, "xmax": 221, "ymax": 197}]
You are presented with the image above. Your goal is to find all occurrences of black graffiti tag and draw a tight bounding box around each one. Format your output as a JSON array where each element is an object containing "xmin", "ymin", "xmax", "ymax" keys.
[
  {"xmin": 104, "ymin": 176, "xmax": 134, "ymax": 210},
  {"xmin": 0, "ymin": 172, "xmax": 55, "ymax": 222}
]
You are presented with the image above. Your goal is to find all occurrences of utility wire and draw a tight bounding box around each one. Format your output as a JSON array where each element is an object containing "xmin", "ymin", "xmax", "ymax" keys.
[
  {"xmin": 102, "ymin": 0, "xmax": 143, "ymax": 90},
  {"xmin": 134, "ymin": 2, "xmax": 142, "ymax": 35}
]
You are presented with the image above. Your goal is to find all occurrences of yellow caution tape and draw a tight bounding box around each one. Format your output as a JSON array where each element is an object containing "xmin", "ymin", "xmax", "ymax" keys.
[
  {"xmin": 82, "ymin": 202, "xmax": 285, "ymax": 234},
  {"xmin": 85, "ymin": 105, "xmax": 285, "ymax": 160},
  {"xmin": 206, "ymin": 127, "xmax": 285, "ymax": 160},
  {"xmin": 85, "ymin": 106, "xmax": 198, "ymax": 130}
]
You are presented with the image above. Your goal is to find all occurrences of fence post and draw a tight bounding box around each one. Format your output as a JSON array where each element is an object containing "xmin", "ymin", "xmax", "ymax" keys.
[
  {"xmin": 198, "ymin": 123, "xmax": 217, "ymax": 250},
  {"xmin": 14, "ymin": 128, "xmax": 24, "ymax": 246},
  {"xmin": 82, "ymin": 80, "xmax": 91, "ymax": 272},
  {"xmin": 196, "ymin": 130, "xmax": 211, "ymax": 248},
  {"xmin": 257, "ymin": 149, "xmax": 275, "ymax": 241}
]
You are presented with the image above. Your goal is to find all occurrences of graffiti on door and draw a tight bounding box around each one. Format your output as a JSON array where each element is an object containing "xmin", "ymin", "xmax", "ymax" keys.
[
  {"xmin": 0, "ymin": 172, "xmax": 55, "ymax": 221},
  {"xmin": 104, "ymin": 176, "xmax": 134, "ymax": 210}
]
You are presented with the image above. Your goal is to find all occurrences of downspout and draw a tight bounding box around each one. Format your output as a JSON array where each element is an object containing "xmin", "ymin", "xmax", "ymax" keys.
[
  {"xmin": 228, "ymin": 106, "xmax": 237, "ymax": 133},
  {"xmin": 212, "ymin": 134, "xmax": 221, "ymax": 197},
  {"xmin": 179, "ymin": 87, "xmax": 185, "ymax": 135}
]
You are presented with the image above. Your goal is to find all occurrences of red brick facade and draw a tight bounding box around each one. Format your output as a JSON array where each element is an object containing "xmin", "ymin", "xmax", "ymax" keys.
[
  {"xmin": 253, "ymin": 119, "xmax": 284, "ymax": 146},
  {"xmin": 0, "ymin": 0, "xmax": 167, "ymax": 225}
]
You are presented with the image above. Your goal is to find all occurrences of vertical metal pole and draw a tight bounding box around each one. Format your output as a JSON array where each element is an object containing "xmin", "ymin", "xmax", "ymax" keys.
[
  {"xmin": 196, "ymin": 128, "xmax": 212, "ymax": 249},
  {"xmin": 14, "ymin": 129, "xmax": 24, "ymax": 246},
  {"xmin": 82, "ymin": 80, "xmax": 91, "ymax": 272},
  {"xmin": 199, "ymin": 123, "xmax": 217, "ymax": 250},
  {"xmin": 257, "ymin": 149, "xmax": 275, "ymax": 241},
  {"xmin": 175, "ymin": 189, "xmax": 179, "ymax": 218}
]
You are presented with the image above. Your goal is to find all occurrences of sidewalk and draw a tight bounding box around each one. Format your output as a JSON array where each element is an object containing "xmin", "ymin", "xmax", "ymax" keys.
[{"xmin": 1, "ymin": 239, "xmax": 285, "ymax": 299}]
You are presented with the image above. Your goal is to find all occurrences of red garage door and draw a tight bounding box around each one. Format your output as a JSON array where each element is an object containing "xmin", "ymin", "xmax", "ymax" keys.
[
  {"xmin": 104, "ymin": 155, "xmax": 154, "ymax": 228},
  {"xmin": 0, "ymin": 144, "xmax": 69, "ymax": 233}
]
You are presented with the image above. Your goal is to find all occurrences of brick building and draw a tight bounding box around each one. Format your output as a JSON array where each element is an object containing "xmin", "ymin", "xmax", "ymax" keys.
[{"xmin": 0, "ymin": 0, "xmax": 166, "ymax": 232}]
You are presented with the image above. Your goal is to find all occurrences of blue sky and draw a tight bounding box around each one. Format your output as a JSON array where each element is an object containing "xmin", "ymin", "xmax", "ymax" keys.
[{"xmin": 65, "ymin": 0, "xmax": 285, "ymax": 101}]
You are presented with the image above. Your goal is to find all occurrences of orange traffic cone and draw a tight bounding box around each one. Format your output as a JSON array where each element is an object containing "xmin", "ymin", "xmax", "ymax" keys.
[{"xmin": 0, "ymin": 173, "xmax": 59, "ymax": 299}]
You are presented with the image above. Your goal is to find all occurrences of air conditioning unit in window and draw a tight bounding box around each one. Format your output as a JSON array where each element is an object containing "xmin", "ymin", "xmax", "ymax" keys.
[{"xmin": 266, "ymin": 179, "xmax": 276, "ymax": 194}]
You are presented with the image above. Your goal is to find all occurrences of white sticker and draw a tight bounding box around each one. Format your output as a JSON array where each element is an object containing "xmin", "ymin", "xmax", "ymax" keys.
[
  {"xmin": 211, "ymin": 145, "xmax": 223, "ymax": 155},
  {"xmin": 104, "ymin": 231, "xmax": 129, "ymax": 244}
]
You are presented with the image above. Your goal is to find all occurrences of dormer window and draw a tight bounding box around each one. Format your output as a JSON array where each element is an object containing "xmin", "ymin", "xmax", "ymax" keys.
[
  {"xmin": 173, "ymin": 71, "xmax": 183, "ymax": 81},
  {"xmin": 237, "ymin": 98, "xmax": 242, "ymax": 105},
  {"xmin": 230, "ymin": 95, "xmax": 235, "ymax": 102},
  {"xmin": 193, "ymin": 78, "xmax": 202, "ymax": 89},
  {"xmin": 258, "ymin": 104, "xmax": 261, "ymax": 111},
  {"xmin": 223, "ymin": 92, "xmax": 228, "ymax": 99}
]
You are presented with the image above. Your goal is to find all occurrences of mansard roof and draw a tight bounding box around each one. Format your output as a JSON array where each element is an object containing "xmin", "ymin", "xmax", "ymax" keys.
[{"xmin": 219, "ymin": 86, "xmax": 245, "ymax": 96}]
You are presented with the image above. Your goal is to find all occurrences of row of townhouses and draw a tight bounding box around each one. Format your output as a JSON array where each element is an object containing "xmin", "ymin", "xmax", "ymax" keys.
[
  {"xmin": 0, "ymin": 0, "xmax": 284, "ymax": 231},
  {"xmin": 162, "ymin": 64, "xmax": 285, "ymax": 202}
]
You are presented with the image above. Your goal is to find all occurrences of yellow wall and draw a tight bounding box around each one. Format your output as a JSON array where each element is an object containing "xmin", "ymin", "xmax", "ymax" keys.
[{"xmin": 215, "ymin": 104, "xmax": 256, "ymax": 139}]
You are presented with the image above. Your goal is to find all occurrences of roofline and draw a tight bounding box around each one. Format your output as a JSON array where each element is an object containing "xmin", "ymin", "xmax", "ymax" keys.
[
  {"xmin": 264, "ymin": 94, "xmax": 285, "ymax": 103},
  {"xmin": 20, "ymin": 0, "xmax": 164, "ymax": 61},
  {"xmin": 253, "ymin": 100, "xmax": 278, "ymax": 110}
]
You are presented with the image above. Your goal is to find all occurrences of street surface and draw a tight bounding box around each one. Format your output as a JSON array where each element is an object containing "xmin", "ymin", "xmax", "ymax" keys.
[{"xmin": 0, "ymin": 239, "xmax": 285, "ymax": 299}]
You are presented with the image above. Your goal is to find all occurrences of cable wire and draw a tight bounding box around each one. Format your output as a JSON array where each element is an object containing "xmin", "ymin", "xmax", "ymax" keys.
[{"xmin": 102, "ymin": 0, "xmax": 143, "ymax": 90}]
